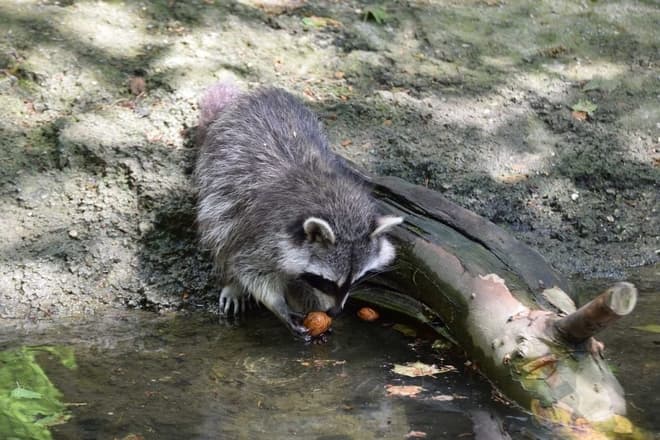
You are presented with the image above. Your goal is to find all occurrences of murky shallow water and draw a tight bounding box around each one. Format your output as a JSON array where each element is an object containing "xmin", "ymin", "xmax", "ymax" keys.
[{"xmin": 1, "ymin": 266, "xmax": 658, "ymax": 440}]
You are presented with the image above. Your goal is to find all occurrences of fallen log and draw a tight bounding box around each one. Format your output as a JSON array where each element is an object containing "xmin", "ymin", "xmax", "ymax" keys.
[{"xmin": 354, "ymin": 175, "xmax": 639, "ymax": 435}]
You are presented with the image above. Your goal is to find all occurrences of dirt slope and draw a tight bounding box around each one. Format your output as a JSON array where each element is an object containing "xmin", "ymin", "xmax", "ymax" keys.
[{"xmin": 0, "ymin": 0, "xmax": 657, "ymax": 318}]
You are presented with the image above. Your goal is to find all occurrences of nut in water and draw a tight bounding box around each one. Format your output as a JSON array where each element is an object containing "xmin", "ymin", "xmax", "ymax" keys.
[
  {"xmin": 357, "ymin": 307, "xmax": 379, "ymax": 321},
  {"xmin": 303, "ymin": 311, "xmax": 332, "ymax": 336}
]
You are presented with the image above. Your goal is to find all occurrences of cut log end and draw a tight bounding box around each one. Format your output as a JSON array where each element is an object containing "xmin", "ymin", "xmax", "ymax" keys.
[
  {"xmin": 606, "ymin": 282, "xmax": 637, "ymax": 316},
  {"xmin": 554, "ymin": 282, "xmax": 638, "ymax": 344}
]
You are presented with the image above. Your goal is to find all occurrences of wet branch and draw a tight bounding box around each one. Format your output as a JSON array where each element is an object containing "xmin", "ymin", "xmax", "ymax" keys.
[
  {"xmin": 555, "ymin": 282, "xmax": 638, "ymax": 344},
  {"xmin": 352, "ymin": 173, "xmax": 640, "ymax": 434}
]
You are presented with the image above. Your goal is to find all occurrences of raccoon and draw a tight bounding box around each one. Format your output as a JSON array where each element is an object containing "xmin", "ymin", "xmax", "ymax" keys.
[{"xmin": 195, "ymin": 84, "xmax": 402, "ymax": 338}]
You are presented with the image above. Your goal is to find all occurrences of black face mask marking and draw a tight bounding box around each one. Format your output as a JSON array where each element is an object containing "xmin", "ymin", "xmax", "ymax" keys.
[
  {"xmin": 300, "ymin": 273, "xmax": 340, "ymax": 296},
  {"xmin": 300, "ymin": 269, "xmax": 353, "ymax": 314}
]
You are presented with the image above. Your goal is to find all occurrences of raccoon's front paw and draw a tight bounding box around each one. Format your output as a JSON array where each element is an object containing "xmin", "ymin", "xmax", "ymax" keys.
[
  {"xmin": 219, "ymin": 284, "xmax": 250, "ymax": 316},
  {"xmin": 289, "ymin": 322, "xmax": 312, "ymax": 342},
  {"xmin": 285, "ymin": 313, "xmax": 312, "ymax": 342}
]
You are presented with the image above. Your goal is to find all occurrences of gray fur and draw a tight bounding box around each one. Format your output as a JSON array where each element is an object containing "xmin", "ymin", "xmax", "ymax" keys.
[{"xmin": 195, "ymin": 86, "xmax": 400, "ymax": 338}]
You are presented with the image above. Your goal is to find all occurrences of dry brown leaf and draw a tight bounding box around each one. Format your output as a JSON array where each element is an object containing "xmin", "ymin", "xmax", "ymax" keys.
[
  {"xmin": 385, "ymin": 385, "xmax": 424, "ymax": 397},
  {"xmin": 128, "ymin": 76, "xmax": 146, "ymax": 96},
  {"xmin": 251, "ymin": 0, "xmax": 306, "ymax": 15},
  {"xmin": 341, "ymin": 139, "xmax": 352, "ymax": 147},
  {"xmin": 499, "ymin": 173, "xmax": 528, "ymax": 184},
  {"xmin": 429, "ymin": 394, "xmax": 456, "ymax": 401},
  {"xmin": 303, "ymin": 87, "xmax": 317, "ymax": 100},
  {"xmin": 571, "ymin": 110, "xmax": 588, "ymax": 121},
  {"xmin": 392, "ymin": 361, "xmax": 456, "ymax": 377},
  {"xmin": 405, "ymin": 431, "xmax": 427, "ymax": 438},
  {"xmin": 539, "ymin": 45, "xmax": 569, "ymax": 58},
  {"xmin": 302, "ymin": 15, "xmax": 342, "ymax": 28}
]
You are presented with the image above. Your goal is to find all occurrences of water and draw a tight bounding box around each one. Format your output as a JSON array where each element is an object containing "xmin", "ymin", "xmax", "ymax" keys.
[
  {"xmin": 1, "ymin": 265, "xmax": 657, "ymax": 439},
  {"xmin": 572, "ymin": 264, "xmax": 660, "ymax": 437}
]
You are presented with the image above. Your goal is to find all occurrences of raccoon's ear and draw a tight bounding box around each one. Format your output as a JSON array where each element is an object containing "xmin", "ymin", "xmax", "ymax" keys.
[
  {"xmin": 303, "ymin": 217, "xmax": 336, "ymax": 245},
  {"xmin": 371, "ymin": 215, "xmax": 403, "ymax": 237}
]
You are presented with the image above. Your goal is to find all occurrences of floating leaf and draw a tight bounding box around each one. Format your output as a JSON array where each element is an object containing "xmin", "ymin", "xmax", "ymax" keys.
[
  {"xmin": 405, "ymin": 430, "xmax": 428, "ymax": 438},
  {"xmin": 385, "ymin": 384, "xmax": 424, "ymax": 397},
  {"xmin": 571, "ymin": 99, "xmax": 597, "ymax": 115},
  {"xmin": 431, "ymin": 339, "xmax": 452, "ymax": 351},
  {"xmin": 430, "ymin": 394, "xmax": 459, "ymax": 401},
  {"xmin": 363, "ymin": 6, "xmax": 389, "ymax": 24},
  {"xmin": 392, "ymin": 361, "xmax": 455, "ymax": 377},
  {"xmin": 392, "ymin": 324, "xmax": 417, "ymax": 337},
  {"xmin": 119, "ymin": 434, "xmax": 146, "ymax": 440},
  {"xmin": 631, "ymin": 324, "xmax": 660, "ymax": 333},
  {"xmin": 296, "ymin": 358, "xmax": 346, "ymax": 369}
]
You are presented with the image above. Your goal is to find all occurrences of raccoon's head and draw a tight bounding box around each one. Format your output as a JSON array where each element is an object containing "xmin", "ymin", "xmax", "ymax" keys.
[{"xmin": 280, "ymin": 215, "xmax": 403, "ymax": 316}]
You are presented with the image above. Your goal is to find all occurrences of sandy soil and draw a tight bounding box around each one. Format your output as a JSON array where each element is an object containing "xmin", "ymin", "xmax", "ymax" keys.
[{"xmin": 0, "ymin": 0, "xmax": 658, "ymax": 319}]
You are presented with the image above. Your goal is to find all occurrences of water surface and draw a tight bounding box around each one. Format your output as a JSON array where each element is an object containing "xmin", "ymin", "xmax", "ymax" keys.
[{"xmin": 1, "ymin": 266, "xmax": 657, "ymax": 439}]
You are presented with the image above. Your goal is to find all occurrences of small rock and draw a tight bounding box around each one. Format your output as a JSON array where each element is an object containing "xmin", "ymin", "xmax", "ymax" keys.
[
  {"xmin": 134, "ymin": 104, "xmax": 151, "ymax": 118},
  {"xmin": 606, "ymin": 215, "xmax": 615, "ymax": 223},
  {"xmin": 138, "ymin": 221, "xmax": 151, "ymax": 234},
  {"xmin": 570, "ymin": 192, "xmax": 579, "ymax": 201},
  {"xmin": 68, "ymin": 229, "xmax": 79, "ymax": 239}
]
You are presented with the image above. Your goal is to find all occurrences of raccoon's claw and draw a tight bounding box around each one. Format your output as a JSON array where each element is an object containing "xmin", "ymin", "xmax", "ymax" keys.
[
  {"xmin": 290, "ymin": 323, "xmax": 312, "ymax": 342},
  {"xmin": 219, "ymin": 284, "xmax": 249, "ymax": 316},
  {"xmin": 285, "ymin": 314, "xmax": 311, "ymax": 341},
  {"xmin": 220, "ymin": 296, "xmax": 243, "ymax": 316}
]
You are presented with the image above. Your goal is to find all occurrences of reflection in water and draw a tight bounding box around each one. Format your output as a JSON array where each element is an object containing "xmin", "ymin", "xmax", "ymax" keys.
[{"xmin": 0, "ymin": 265, "xmax": 656, "ymax": 439}]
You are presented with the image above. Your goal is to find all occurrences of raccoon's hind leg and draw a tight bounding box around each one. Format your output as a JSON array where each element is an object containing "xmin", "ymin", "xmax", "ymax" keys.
[{"xmin": 219, "ymin": 282, "xmax": 250, "ymax": 316}]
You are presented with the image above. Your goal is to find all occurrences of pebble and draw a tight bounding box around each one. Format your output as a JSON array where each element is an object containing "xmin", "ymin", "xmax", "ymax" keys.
[
  {"xmin": 571, "ymin": 192, "xmax": 579, "ymax": 201},
  {"xmin": 138, "ymin": 221, "xmax": 151, "ymax": 234},
  {"xmin": 68, "ymin": 229, "xmax": 79, "ymax": 239}
]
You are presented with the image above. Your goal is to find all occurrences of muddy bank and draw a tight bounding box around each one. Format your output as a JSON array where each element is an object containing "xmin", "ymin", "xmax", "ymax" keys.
[{"xmin": 0, "ymin": 0, "xmax": 658, "ymax": 318}]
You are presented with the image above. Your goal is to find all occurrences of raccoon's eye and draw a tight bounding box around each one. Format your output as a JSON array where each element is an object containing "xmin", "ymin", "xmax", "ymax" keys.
[{"xmin": 300, "ymin": 273, "xmax": 338, "ymax": 295}]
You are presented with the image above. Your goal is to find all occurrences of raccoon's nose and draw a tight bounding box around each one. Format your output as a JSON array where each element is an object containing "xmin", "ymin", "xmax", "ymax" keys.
[{"xmin": 327, "ymin": 305, "xmax": 343, "ymax": 317}]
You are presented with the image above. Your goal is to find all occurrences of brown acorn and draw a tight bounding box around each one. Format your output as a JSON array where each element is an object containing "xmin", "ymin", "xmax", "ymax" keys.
[
  {"xmin": 357, "ymin": 307, "xmax": 379, "ymax": 322},
  {"xmin": 303, "ymin": 311, "xmax": 332, "ymax": 336}
]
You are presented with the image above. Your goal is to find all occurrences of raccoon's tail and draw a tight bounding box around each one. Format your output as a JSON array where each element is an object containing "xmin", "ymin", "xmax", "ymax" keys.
[{"xmin": 197, "ymin": 81, "xmax": 241, "ymax": 143}]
